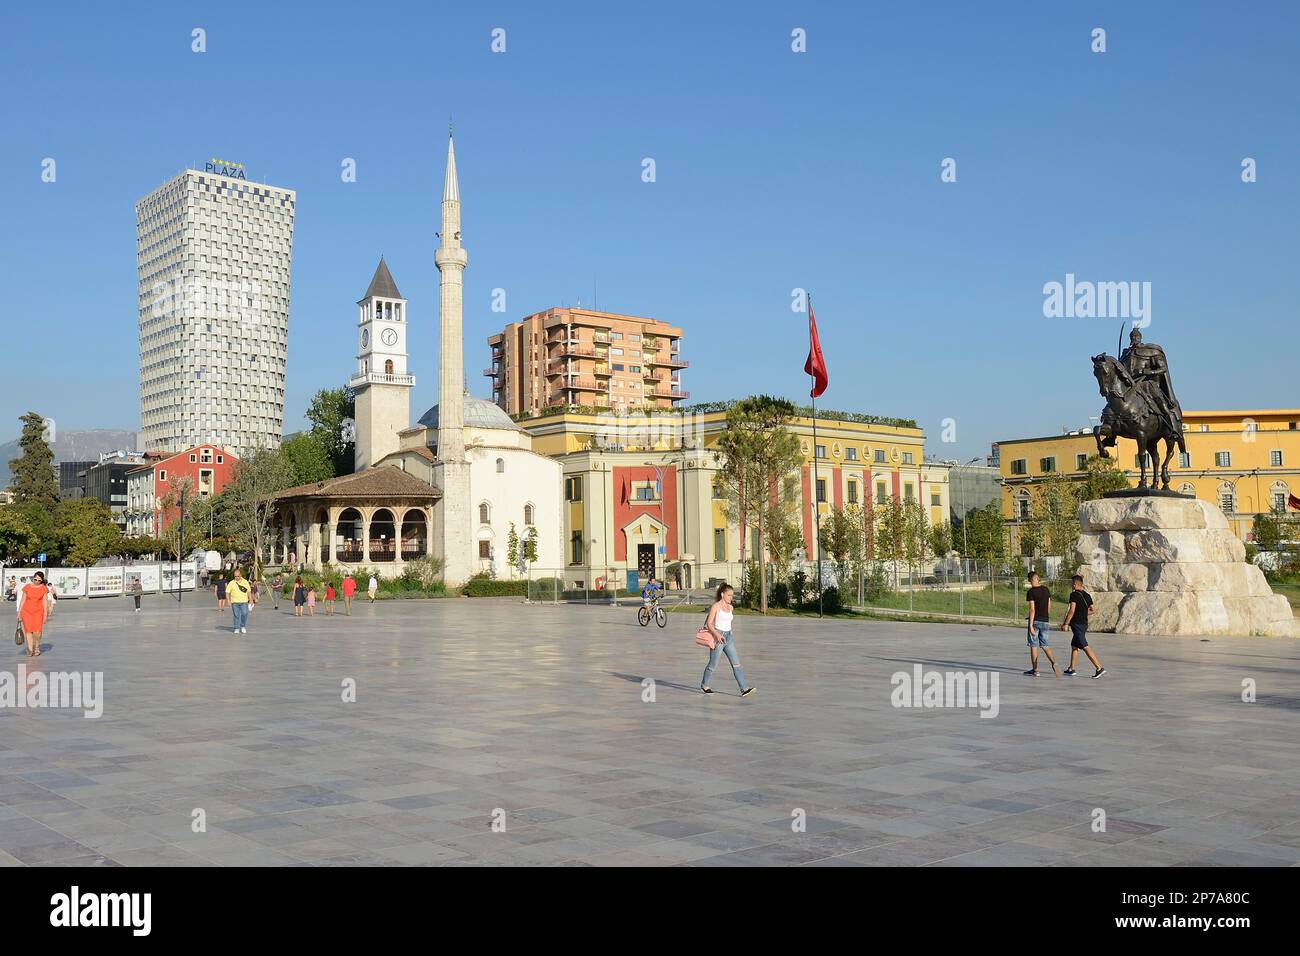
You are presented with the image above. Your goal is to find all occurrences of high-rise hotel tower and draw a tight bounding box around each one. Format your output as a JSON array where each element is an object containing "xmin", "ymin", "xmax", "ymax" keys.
[{"xmin": 136, "ymin": 163, "xmax": 295, "ymax": 454}]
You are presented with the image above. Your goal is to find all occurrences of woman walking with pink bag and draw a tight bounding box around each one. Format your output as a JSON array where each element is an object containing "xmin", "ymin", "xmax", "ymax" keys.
[{"xmin": 699, "ymin": 583, "xmax": 754, "ymax": 697}]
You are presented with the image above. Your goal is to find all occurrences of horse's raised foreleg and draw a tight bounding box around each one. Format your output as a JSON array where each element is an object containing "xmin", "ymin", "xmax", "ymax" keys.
[{"xmin": 1094, "ymin": 424, "xmax": 1112, "ymax": 460}]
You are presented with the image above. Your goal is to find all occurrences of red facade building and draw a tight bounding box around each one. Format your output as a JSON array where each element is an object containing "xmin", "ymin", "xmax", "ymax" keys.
[{"xmin": 124, "ymin": 445, "xmax": 240, "ymax": 538}]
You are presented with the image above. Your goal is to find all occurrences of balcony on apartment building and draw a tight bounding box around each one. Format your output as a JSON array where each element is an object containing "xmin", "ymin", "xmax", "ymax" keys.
[
  {"xmin": 651, "ymin": 385, "xmax": 690, "ymax": 400},
  {"xmin": 557, "ymin": 379, "xmax": 607, "ymax": 394}
]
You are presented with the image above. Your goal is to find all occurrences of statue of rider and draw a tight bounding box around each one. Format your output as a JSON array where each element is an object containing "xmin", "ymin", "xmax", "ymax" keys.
[{"xmin": 1119, "ymin": 328, "xmax": 1182, "ymax": 434}]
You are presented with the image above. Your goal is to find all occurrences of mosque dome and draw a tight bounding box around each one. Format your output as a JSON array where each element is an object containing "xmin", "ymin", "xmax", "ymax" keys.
[{"xmin": 417, "ymin": 396, "xmax": 523, "ymax": 432}]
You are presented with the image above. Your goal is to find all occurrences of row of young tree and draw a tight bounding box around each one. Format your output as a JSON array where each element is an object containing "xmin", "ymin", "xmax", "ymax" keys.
[
  {"xmin": 0, "ymin": 386, "xmax": 357, "ymax": 569},
  {"xmin": 709, "ymin": 396, "xmax": 1134, "ymax": 612}
]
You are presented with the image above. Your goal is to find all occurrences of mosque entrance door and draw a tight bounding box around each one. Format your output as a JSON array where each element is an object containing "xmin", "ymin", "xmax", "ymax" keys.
[{"xmin": 637, "ymin": 544, "xmax": 656, "ymax": 581}]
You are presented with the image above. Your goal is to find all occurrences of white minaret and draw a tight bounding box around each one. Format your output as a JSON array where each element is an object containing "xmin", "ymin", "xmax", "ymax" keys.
[
  {"xmin": 350, "ymin": 258, "xmax": 414, "ymax": 471},
  {"xmin": 433, "ymin": 132, "xmax": 473, "ymax": 585}
]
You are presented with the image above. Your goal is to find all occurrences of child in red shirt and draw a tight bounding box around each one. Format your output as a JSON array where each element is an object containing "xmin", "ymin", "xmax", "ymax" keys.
[{"xmin": 324, "ymin": 583, "xmax": 336, "ymax": 615}]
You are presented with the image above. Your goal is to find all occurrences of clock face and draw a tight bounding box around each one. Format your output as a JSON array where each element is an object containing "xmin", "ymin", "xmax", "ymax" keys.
[
  {"xmin": 361, "ymin": 328, "xmax": 369, "ymax": 349},
  {"xmin": 381, "ymin": 328, "xmax": 398, "ymax": 347}
]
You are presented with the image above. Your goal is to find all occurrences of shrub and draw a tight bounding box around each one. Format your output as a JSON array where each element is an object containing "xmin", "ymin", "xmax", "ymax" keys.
[
  {"xmin": 462, "ymin": 573, "xmax": 527, "ymax": 597},
  {"xmin": 770, "ymin": 581, "xmax": 790, "ymax": 608},
  {"xmin": 862, "ymin": 564, "xmax": 890, "ymax": 603},
  {"xmin": 790, "ymin": 570, "xmax": 809, "ymax": 606}
]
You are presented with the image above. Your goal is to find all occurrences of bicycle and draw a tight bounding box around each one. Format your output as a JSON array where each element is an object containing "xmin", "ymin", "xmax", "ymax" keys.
[{"xmin": 637, "ymin": 595, "xmax": 667, "ymax": 628}]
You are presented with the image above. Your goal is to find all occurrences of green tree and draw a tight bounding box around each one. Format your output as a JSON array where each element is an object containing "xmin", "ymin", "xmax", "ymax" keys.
[
  {"xmin": 54, "ymin": 498, "xmax": 122, "ymax": 566},
  {"xmin": 158, "ymin": 475, "xmax": 199, "ymax": 559},
  {"xmin": 280, "ymin": 432, "xmax": 335, "ymax": 485},
  {"xmin": 8, "ymin": 411, "xmax": 58, "ymax": 508},
  {"xmin": 306, "ymin": 386, "xmax": 356, "ymax": 476},
  {"xmin": 0, "ymin": 507, "xmax": 36, "ymax": 562},
  {"xmin": 1079, "ymin": 453, "xmax": 1131, "ymax": 500},
  {"xmin": 901, "ymin": 500, "xmax": 930, "ymax": 585},
  {"xmin": 930, "ymin": 519, "xmax": 953, "ymax": 559},
  {"xmin": 507, "ymin": 522, "xmax": 520, "ymax": 570},
  {"xmin": 524, "ymin": 526, "xmax": 539, "ymax": 566},
  {"xmin": 765, "ymin": 493, "xmax": 805, "ymax": 585},
  {"xmin": 713, "ymin": 396, "xmax": 803, "ymax": 612},
  {"xmin": 1035, "ymin": 471, "xmax": 1081, "ymax": 569},
  {"xmin": 873, "ymin": 497, "xmax": 907, "ymax": 588},
  {"xmin": 819, "ymin": 504, "xmax": 866, "ymax": 589},
  {"xmin": 964, "ymin": 501, "xmax": 1008, "ymax": 572},
  {"xmin": 224, "ymin": 449, "xmax": 297, "ymax": 577},
  {"xmin": 11, "ymin": 500, "xmax": 58, "ymax": 562},
  {"xmin": 1252, "ymin": 505, "xmax": 1285, "ymax": 556}
]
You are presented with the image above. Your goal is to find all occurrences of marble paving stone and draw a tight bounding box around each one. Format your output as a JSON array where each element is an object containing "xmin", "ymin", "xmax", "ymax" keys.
[{"xmin": 0, "ymin": 597, "xmax": 1294, "ymax": 866}]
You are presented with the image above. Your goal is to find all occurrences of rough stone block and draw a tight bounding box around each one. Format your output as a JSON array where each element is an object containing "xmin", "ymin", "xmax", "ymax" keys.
[
  {"xmin": 1114, "ymin": 564, "xmax": 1150, "ymax": 592},
  {"xmin": 1124, "ymin": 529, "xmax": 1245, "ymax": 564},
  {"xmin": 1148, "ymin": 562, "xmax": 1224, "ymax": 592},
  {"xmin": 1089, "ymin": 591, "xmax": 1122, "ymax": 632},
  {"xmin": 1079, "ymin": 496, "xmax": 1211, "ymax": 533},
  {"xmin": 1114, "ymin": 591, "xmax": 1231, "ymax": 636},
  {"xmin": 1218, "ymin": 563, "xmax": 1273, "ymax": 598}
]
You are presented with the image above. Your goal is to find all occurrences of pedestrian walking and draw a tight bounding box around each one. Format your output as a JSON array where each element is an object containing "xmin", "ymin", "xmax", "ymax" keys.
[
  {"xmin": 1024, "ymin": 570, "xmax": 1060, "ymax": 677},
  {"xmin": 324, "ymin": 582, "xmax": 336, "ymax": 615},
  {"xmin": 247, "ymin": 574, "xmax": 259, "ymax": 612},
  {"xmin": 699, "ymin": 583, "xmax": 755, "ymax": 697},
  {"xmin": 128, "ymin": 575, "xmax": 143, "ymax": 612},
  {"xmin": 1061, "ymin": 573, "xmax": 1106, "ymax": 678},
  {"xmin": 214, "ymin": 573, "xmax": 227, "ymax": 612},
  {"xmin": 367, "ymin": 573, "xmax": 378, "ymax": 603},
  {"xmin": 342, "ymin": 572, "xmax": 356, "ymax": 615},
  {"xmin": 227, "ymin": 569, "xmax": 252, "ymax": 634},
  {"xmin": 293, "ymin": 577, "xmax": 306, "ymax": 617},
  {"xmin": 15, "ymin": 571, "xmax": 52, "ymax": 658},
  {"xmin": 306, "ymin": 585, "xmax": 317, "ymax": 617},
  {"xmin": 271, "ymin": 572, "xmax": 283, "ymax": 610}
]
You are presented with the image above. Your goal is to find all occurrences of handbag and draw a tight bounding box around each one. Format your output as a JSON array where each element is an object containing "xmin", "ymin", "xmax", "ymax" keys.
[
  {"xmin": 694, "ymin": 627, "xmax": 716, "ymax": 650},
  {"xmin": 14, "ymin": 622, "xmax": 24, "ymax": 646}
]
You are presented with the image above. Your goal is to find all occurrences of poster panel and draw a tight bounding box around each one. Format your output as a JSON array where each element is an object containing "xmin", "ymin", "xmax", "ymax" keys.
[
  {"xmin": 46, "ymin": 568, "xmax": 88, "ymax": 598},
  {"xmin": 87, "ymin": 566, "xmax": 125, "ymax": 597}
]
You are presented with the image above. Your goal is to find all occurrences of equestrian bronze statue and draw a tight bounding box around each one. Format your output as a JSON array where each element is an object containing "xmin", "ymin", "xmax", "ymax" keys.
[{"xmin": 1092, "ymin": 328, "xmax": 1186, "ymax": 491}]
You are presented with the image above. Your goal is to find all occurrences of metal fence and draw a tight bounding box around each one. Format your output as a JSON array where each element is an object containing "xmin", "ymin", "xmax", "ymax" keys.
[{"xmin": 520, "ymin": 565, "xmax": 750, "ymax": 606}]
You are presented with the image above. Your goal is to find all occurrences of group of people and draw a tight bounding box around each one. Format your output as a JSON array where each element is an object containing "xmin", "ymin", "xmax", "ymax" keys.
[
  {"xmin": 211, "ymin": 569, "xmax": 376, "ymax": 633},
  {"xmin": 1024, "ymin": 571, "xmax": 1107, "ymax": 678}
]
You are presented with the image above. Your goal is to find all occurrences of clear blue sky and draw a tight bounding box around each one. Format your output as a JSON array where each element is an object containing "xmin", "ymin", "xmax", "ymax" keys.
[{"xmin": 3, "ymin": 0, "xmax": 1297, "ymax": 461}]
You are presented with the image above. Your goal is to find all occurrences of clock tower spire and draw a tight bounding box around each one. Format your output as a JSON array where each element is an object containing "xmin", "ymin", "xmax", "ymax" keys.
[{"xmin": 350, "ymin": 257, "xmax": 414, "ymax": 471}]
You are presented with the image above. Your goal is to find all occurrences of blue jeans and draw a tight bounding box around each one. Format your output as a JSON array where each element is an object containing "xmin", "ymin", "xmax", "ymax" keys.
[
  {"xmin": 1027, "ymin": 620, "xmax": 1050, "ymax": 647},
  {"xmin": 702, "ymin": 630, "xmax": 747, "ymax": 690},
  {"xmin": 231, "ymin": 603, "xmax": 249, "ymax": 631}
]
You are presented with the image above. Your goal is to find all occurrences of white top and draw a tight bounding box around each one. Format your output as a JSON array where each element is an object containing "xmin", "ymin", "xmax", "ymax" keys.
[
  {"xmin": 369, "ymin": 577, "xmax": 378, "ymax": 588},
  {"xmin": 715, "ymin": 606, "xmax": 734, "ymax": 631}
]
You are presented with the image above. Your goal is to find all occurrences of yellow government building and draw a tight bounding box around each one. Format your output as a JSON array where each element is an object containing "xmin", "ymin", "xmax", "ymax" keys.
[
  {"xmin": 518, "ymin": 405, "xmax": 950, "ymax": 588},
  {"xmin": 998, "ymin": 409, "xmax": 1300, "ymax": 543}
]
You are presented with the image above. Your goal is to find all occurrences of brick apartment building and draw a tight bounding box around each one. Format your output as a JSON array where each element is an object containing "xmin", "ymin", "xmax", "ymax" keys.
[{"xmin": 485, "ymin": 308, "xmax": 687, "ymax": 417}]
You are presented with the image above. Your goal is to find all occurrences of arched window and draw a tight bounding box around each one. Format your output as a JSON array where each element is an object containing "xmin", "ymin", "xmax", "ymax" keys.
[
  {"xmin": 1270, "ymin": 480, "xmax": 1289, "ymax": 513},
  {"xmin": 524, "ymin": 504, "xmax": 535, "ymax": 526},
  {"xmin": 384, "ymin": 359, "xmax": 393, "ymax": 375},
  {"xmin": 1015, "ymin": 490, "xmax": 1031, "ymax": 520},
  {"xmin": 1218, "ymin": 481, "xmax": 1236, "ymax": 515},
  {"xmin": 496, "ymin": 458, "xmax": 505, "ymax": 474},
  {"xmin": 479, "ymin": 502, "xmax": 490, "ymax": 524}
]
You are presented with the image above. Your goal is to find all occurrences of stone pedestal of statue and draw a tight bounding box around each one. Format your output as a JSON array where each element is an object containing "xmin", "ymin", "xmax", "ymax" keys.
[{"xmin": 1075, "ymin": 496, "xmax": 1296, "ymax": 637}]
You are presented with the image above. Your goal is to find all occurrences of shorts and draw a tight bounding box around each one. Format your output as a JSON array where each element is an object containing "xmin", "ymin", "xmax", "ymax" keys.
[
  {"xmin": 1027, "ymin": 620, "xmax": 1050, "ymax": 648},
  {"xmin": 1070, "ymin": 624, "xmax": 1089, "ymax": 649}
]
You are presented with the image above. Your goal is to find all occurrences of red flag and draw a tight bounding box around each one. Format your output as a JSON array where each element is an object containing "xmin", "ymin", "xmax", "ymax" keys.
[
  {"xmin": 804, "ymin": 304, "xmax": 828, "ymax": 398},
  {"xmin": 1289, "ymin": 493, "xmax": 1300, "ymax": 511}
]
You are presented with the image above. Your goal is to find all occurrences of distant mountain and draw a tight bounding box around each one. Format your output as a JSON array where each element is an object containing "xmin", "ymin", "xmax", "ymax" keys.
[{"xmin": 0, "ymin": 429, "xmax": 137, "ymax": 488}]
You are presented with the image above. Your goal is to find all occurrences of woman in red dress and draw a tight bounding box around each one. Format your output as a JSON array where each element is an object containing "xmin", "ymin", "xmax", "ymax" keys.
[{"xmin": 16, "ymin": 571, "xmax": 51, "ymax": 657}]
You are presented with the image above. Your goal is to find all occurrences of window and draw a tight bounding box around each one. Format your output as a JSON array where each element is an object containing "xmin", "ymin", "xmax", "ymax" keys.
[
  {"xmin": 1272, "ymin": 491, "xmax": 1287, "ymax": 511},
  {"xmin": 876, "ymin": 481, "xmax": 887, "ymax": 502},
  {"xmin": 1178, "ymin": 452, "xmax": 1191, "ymax": 469},
  {"xmin": 189, "ymin": 454, "xmax": 197, "ymax": 463},
  {"xmin": 713, "ymin": 528, "xmax": 726, "ymax": 561},
  {"xmin": 902, "ymin": 451, "xmax": 913, "ymax": 465},
  {"xmin": 874, "ymin": 449, "xmax": 886, "ymax": 464},
  {"xmin": 815, "ymin": 479, "xmax": 826, "ymax": 502},
  {"xmin": 524, "ymin": 504, "xmax": 535, "ymax": 526},
  {"xmin": 1220, "ymin": 491, "xmax": 1235, "ymax": 513},
  {"xmin": 570, "ymin": 531, "xmax": 583, "ymax": 566},
  {"xmin": 904, "ymin": 483, "xmax": 915, "ymax": 503},
  {"xmin": 478, "ymin": 503, "xmax": 490, "ymax": 524},
  {"xmin": 815, "ymin": 444, "xmax": 826, "ymax": 459},
  {"xmin": 1215, "ymin": 451, "xmax": 1232, "ymax": 467},
  {"xmin": 845, "ymin": 447, "xmax": 858, "ymax": 461},
  {"xmin": 847, "ymin": 481, "xmax": 858, "ymax": 505},
  {"xmin": 216, "ymin": 455, "xmax": 223, "ymax": 464},
  {"xmin": 1010, "ymin": 459, "xmax": 1027, "ymax": 475},
  {"xmin": 1016, "ymin": 492, "xmax": 1031, "ymax": 520},
  {"xmin": 496, "ymin": 458, "xmax": 505, "ymax": 473},
  {"xmin": 478, "ymin": 541, "xmax": 492, "ymax": 559},
  {"xmin": 712, "ymin": 480, "xmax": 725, "ymax": 500},
  {"xmin": 636, "ymin": 483, "xmax": 657, "ymax": 501},
  {"xmin": 384, "ymin": 359, "xmax": 393, "ymax": 375},
  {"xmin": 1076, "ymin": 453, "xmax": 1088, "ymax": 470},
  {"xmin": 159, "ymin": 470, "xmax": 167, "ymax": 481},
  {"xmin": 1270, "ymin": 450, "xmax": 1284, "ymax": 467},
  {"xmin": 1040, "ymin": 457, "xmax": 1056, "ymax": 473},
  {"xmin": 565, "ymin": 476, "xmax": 583, "ymax": 501},
  {"xmin": 931, "ymin": 492, "xmax": 941, "ymax": 507}
]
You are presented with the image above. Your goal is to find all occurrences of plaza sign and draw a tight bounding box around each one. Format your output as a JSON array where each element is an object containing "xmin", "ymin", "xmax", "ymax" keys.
[{"xmin": 205, "ymin": 157, "xmax": 247, "ymax": 179}]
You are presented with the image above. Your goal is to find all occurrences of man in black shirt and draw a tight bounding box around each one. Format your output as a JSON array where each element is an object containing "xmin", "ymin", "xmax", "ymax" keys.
[
  {"xmin": 1061, "ymin": 573, "xmax": 1106, "ymax": 678},
  {"xmin": 1024, "ymin": 571, "xmax": 1059, "ymax": 677}
]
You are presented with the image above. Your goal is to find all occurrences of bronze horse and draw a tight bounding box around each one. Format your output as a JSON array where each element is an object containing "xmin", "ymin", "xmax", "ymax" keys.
[{"xmin": 1091, "ymin": 353, "xmax": 1186, "ymax": 490}]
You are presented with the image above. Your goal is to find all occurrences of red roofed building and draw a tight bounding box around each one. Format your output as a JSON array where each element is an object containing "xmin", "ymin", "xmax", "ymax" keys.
[{"xmin": 124, "ymin": 444, "xmax": 240, "ymax": 538}]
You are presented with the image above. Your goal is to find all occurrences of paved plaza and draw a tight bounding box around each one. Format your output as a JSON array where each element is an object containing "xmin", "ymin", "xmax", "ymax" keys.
[{"xmin": 1, "ymin": 595, "xmax": 1297, "ymax": 867}]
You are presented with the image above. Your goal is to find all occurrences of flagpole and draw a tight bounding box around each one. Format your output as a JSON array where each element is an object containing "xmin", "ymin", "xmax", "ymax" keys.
[{"xmin": 809, "ymin": 296, "xmax": 824, "ymax": 618}]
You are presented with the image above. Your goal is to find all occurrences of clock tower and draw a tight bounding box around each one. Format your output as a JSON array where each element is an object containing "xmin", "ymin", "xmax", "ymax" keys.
[{"xmin": 350, "ymin": 257, "xmax": 414, "ymax": 471}]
